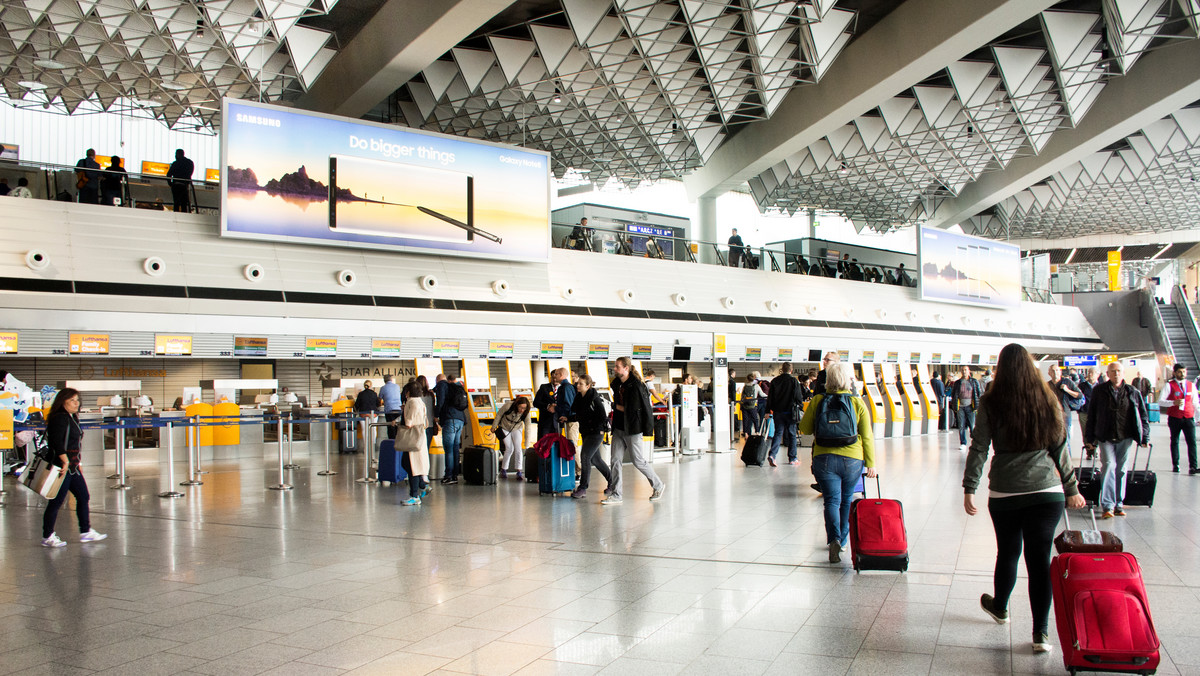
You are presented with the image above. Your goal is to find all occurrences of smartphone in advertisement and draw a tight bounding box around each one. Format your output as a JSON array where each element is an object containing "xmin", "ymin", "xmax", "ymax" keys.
[{"xmin": 328, "ymin": 155, "xmax": 499, "ymax": 243}]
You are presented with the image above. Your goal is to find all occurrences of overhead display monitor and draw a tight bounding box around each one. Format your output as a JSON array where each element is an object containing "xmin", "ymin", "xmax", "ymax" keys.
[
  {"xmin": 155, "ymin": 335, "xmax": 193, "ymax": 356},
  {"xmin": 918, "ymin": 226, "xmax": 1020, "ymax": 308},
  {"xmin": 221, "ymin": 99, "xmax": 551, "ymax": 262}
]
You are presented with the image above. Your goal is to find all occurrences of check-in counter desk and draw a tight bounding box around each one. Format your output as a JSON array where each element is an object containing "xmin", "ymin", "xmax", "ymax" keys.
[
  {"xmin": 296, "ymin": 407, "xmax": 330, "ymax": 446},
  {"xmin": 78, "ymin": 412, "xmax": 107, "ymax": 454}
]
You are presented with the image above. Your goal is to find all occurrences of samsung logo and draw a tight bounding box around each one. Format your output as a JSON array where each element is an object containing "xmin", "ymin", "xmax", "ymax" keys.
[{"xmin": 236, "ymin": 113, "xmax": 281, "ymax": 128}]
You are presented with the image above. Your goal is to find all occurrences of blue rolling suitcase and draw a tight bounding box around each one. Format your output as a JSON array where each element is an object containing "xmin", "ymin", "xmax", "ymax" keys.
[
  {"xmin": 377, "ymin": 440, "xmax": 407, "ymax": 486},
  {"xmin": 538, "ymin": 444, "xmax": 575, "ymax": 495}
]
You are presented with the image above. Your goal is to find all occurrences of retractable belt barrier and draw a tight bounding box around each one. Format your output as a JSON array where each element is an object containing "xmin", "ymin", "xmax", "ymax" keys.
[{"xmin": 14, "ymin": 413, "xmax": 368, "ymax": 495}]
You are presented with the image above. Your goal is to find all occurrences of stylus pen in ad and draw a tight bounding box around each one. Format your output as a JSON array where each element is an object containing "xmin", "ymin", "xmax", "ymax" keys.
[{"xmin": 417, "ymin": 206, "xmax": 503, "ymax": 244}]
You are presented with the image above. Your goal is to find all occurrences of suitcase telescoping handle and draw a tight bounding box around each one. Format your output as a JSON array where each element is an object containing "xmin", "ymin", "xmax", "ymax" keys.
[
  {"xmin": 862, "ymin": 472, "xmax": 881, "ymax": 499},
  {"xmin": 1062, "ymin": 507, "xmax": 1100, "ymax": 532},
  {"xmin": 1129, "ymin": 442, "xmax": 1152, "ymax": 472}
]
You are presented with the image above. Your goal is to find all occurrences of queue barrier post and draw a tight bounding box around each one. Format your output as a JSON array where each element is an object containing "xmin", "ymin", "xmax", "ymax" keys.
[
  {"xmin": 180, "ymin": 417, "xmax": 203, "ymax": 486},
  {"xmin": 110, "ymin": 418, "xmax": 131, "ymax": 490},
  {"xmin": 158, "ymin": 421, "xmax": 184, "ymax": 498},
  {"xmin": 317, "ymin": 418, "xmax": 336, "ymax": 476},
  {"xmin": 195, "ymin": 416, "xmax": 208, "ymax": 475},
  {"xmin": 355, "ymin": 416, "xmax": 376, "ymax": 484},
  {"xmin": 268, "ymin": 414, "xmax": 293, "ymax": 491},
  {"xmin": 284, "ymin": 412, "xmax": 299, "ymax": 470},
  {"xmin": 107, "ymin": 415, "xmax": 120, "ymax": 479}
]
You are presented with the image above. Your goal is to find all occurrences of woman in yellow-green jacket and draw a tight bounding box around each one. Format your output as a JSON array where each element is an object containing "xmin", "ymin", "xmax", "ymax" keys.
[{"xmin": 798, "ymin": 362, "xmax": 878, "ymax": 563}]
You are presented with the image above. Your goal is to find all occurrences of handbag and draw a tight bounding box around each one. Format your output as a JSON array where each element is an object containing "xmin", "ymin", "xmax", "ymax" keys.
[
  {"xmin": 394, "ymin": 425, "xmax": 424, "ymax": 453},
  {"xmin": 22, "ymin": 455, "xmax": 65, "ymax": 499}
]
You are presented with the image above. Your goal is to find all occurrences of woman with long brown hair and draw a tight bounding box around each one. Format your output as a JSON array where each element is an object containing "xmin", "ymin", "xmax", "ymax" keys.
[
  {"xmin": 41, "ymin": 388, "xmax": 106, "ymax": 547},
  {"xmin": 963, "ymin": 343, "xmax": 1084, "ymax": 655}
]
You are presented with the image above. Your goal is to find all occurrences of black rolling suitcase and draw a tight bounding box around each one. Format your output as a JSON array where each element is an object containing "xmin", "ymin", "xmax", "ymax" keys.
[
  {"xmin": 1073, "ymin": 446, "xmax": 1101, "ymax": 504},
  {"xmin": 462, "ymin": 445, "xmax": 498, "ymax": 485},
  {"xmin": 1123, "ymin": 443, "xmax": 1156, "ymax": 507},
  {"xmin": 524, "ymin": 448, "xmax": 539, "ymax": 482},
  {"xmin": 740, "ymin": 420, "xmax": 770, "ymax": 467}
]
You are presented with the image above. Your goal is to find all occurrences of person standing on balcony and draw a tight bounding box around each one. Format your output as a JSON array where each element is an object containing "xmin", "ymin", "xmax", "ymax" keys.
[
  {"xmin": 167, "ymin": 148, "xmax": 195, "ymax": 213},
  {"xmin": 727, "ymin": 228, "xmax": 744, "ymax": 268},
  {"xmin": 75, "ymin": 148, "xmax": 101, "ymax": 204}
]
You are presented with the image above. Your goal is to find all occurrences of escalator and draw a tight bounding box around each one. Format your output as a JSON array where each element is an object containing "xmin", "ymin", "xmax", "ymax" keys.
[{"xmin": 1158, "ymin": 285, "xmax": 1200, "ymax": 372}]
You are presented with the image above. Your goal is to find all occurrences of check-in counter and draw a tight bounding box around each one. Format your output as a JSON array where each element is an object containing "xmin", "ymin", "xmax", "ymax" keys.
[
  {"xmin": 235, "ymin": 406, "xmax": 265, "ymax": 447},
  {"xmin": 899, "ymin": 380, "xmax": 923, "ymax": 435},
  {"xmin": 78, "ymin": 412, "xmax": 107, "ymax": 454},
  {"xmin": 297, "ymin": 407, "xmax": 331, "ymax": 446}
]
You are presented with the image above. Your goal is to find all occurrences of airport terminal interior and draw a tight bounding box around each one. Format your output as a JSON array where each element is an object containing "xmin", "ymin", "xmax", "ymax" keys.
[{"xmin": 3, "ymin": 0, "xmax": 1200, "ymax": 674}]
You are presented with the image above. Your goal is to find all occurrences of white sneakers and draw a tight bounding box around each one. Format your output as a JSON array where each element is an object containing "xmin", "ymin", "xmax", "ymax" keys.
[
  {"xmin": 42, "ymin": 530, "xmax": 107, "ymax": 547},
  {"xmin": 80, "ymin": 529, "xmax": 107, "ymax": 543}
]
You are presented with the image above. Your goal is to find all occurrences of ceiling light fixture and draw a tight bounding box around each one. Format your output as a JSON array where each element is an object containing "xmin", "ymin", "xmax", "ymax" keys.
[
  {"xmin": 1063, "ymin": 248, "xmax": 1077, "ymax": 264},
  {"xmin": 552, "ymin": 88, "xmax": 561, "ymax": 103},
  {"xmin": 17, "ymin": 80, "xmax": 47, "ymax": 90},
  {"xmin": 160, "ymin": 80, "xmax": 188, "ymax": 91},
  {"xmin": 1150, "ymin": 244, "xmax": 1172, "ymax": 260},
  {"xmin": 133, "ymin": 98, "xmax": 163, "ymax": 108},
  {"xmin": 33, "ymin": 59, "xmax": 67, "ymax": 69}
]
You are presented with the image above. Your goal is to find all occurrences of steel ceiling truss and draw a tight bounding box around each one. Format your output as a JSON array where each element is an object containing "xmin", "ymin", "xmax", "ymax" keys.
[
  {"xmin": 0, "ymin": 0, "xmax": 340, "ymax": 129},
  {"xmin": 994, "ymin": 108, "xmax": 1200, "ymax": 238},
  {"xmin": 390, "ymin": 0, "xmax": 858, "ymax": 183},
  {"xmin": 748, "ymin": 0, "xmax": 1200, "ymax": 234}
]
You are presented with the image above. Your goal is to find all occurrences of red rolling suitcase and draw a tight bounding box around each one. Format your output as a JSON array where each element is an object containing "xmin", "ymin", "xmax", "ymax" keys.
[
  {"xmin": 849, "ymin": 475, "xmax": 909, "ymax": 573},
  {"xmin": 1051, "ymin": 552, "xmax": 1160, "ymax": 675}
]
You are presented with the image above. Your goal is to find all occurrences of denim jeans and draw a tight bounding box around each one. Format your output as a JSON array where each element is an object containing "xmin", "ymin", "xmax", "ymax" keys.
[
  {"xmin": 441, "ymin": 418, "xmax": 464, "ymax": 479},
  {"xmin": 768, "ymin": 411, "xmax": 797, "ymax": 462},
  {"xmin": 957, "ymin": 405, "xmax": 976, "ymax": 445},
  {"xmin": 1062, "ymin": 407, "xmax": 1074, "ymax": 445},
  {"xmin": 1099, "ymin": 439, "xmax": 1134, "ymax": 510},
  {"xmin": 812, "ymin": 453, "xmax": 864, "ymax": 546}
]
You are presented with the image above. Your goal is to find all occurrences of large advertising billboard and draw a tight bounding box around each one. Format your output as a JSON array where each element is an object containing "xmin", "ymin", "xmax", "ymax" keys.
[
  {"xmin": 918, "ymin": 226, "xmax": 1021, "ymax": 309},
  {"xmin": 220, "ymin": 99, "xmax": 550, "ymax": 262}
]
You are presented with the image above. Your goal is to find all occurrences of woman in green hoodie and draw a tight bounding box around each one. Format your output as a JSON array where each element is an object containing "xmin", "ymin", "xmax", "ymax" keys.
[{"xmin": 963, "ymin": 343, "xmax": 1085, "ymax": 655}]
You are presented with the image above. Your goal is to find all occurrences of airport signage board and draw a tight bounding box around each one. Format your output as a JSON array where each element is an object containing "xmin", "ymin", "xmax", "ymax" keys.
[
  {"xmin": 918, "ymin": 226, "xmax": 1020, "ymax": 309},
  {"xmin": 951, "ymin": 353, "xmax": 963, "ymax": 364},
  {"xmin": 433, "ymin": 340, "xmax": 460, "ymax": 358},
  {"xmin": 540, "ymin": 343, "xmax": 564, "ymax": 359},
  {"xmin": 305, "ymin": 337, "xmax": 337, "ymax": 357},
  {"xmin": 777, "ymin": 348, "xmax": 793, "ymax": 362},
  {"xmin": 488, "ymin": 341, "xmax": 513, "ymax": 359},
  {"xmin": 838, "ymin": 349, "xmax": 850, "ymax": 362},
  {"xmin": 155, "ymin": 335, "xmax": 193, "ymax": 356},
  {"xmin": 886, "ymin": 352, "xmax": 899, "ymax": 362},
  {"xmin": 744, "ymin": 348, "xmax": 762, "ymax": 361},
  {"xmin": 372, "ymin": 339, "xmax": 402, "ymax": 358},
  {"xmin": 909, "ymin": 352, "xmax": 921, "ymax": 362},
  {"xmin": 220, "ymin": 99, "xmax": 551, "ymax": 263},
  {"xmin": 632, "ymin": 345, "xmax": 653, "ymax": 359},
  {"xmin": 205, "ymin": 168, "xmax": 220, "ymax": 183},
  {"xmin": 141, "ymin": 160, "xmax": 169, "ymax": 176},
  {"xmin": 234, "ymin": 336, "xmax": 268, "ymax": 357},
  {"xmin": 0, "ymin": 409, "xmax": 12, "ymax": 451},
  {"xmin": 1063, "ymin": 355, "xmax": 1098, "ymax": 367},
  {"xmin": 588, "ymin": 344, "xmax": 610, "ymax": 359},
  {"xmin": 931, "ymin": 352, "xmax": 943, "ymax": 363},
  {"xmin": 0, "ymin": 143, "xmax": 18, "ymax": 160},
  {"xmin": 0, "ymin": 331, "xmax": 16, "ymax": 354},
  {"xmin": 69, "ymin": 333, "xmax": 109, "ymax": 355},
  {"xmin": 862, "ymin": 350, "xmax": 876, "ymax": 362}
]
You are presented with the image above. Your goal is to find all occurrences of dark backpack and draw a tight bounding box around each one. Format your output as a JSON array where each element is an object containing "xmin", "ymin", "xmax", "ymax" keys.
[
  {"xmin": 452, "ymin": 383, "xmax": 469, "ymax": 411},
  {"xmin": 815, "ymin": 393, "xmax": 858, "ymax": 447}
]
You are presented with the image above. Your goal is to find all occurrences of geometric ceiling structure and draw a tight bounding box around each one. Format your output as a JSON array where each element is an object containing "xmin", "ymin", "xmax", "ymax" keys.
[
  {"xmin": 746, "ymin": 1, "xmax": 1200, "ymax": 232},
  {"xmin": 382, "ymin": 0, "xmax": 860, "ymax": 184},
  {"xmin": 990, "ymin": 107, "xmax": 1200, "ymax": 238},
  {"xmin": 0, "ymin": 0, "xmax": 340, "ymax": 129}
]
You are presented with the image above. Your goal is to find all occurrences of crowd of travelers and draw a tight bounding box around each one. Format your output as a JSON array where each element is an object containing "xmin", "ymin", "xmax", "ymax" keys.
[{"xmin": 1, "ymin": 147, "xmax": 197, "ymax": 210}]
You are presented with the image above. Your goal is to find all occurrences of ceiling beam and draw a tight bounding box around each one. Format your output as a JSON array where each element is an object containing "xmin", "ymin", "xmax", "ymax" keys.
[
  {"xmin": 1015, "ymin": 231, "xmax": 1200, "ymax": 250},
  {"xmin": 294, "ymin": 0, "xmax": 515, "ymax": 118},
  {"xmin": 682, "ymin": 0, "xmax": 1058, "ymax": 201},
  {"xmin": 924, "ymin": 38, "xmax": 1200, "ymax": 230}
]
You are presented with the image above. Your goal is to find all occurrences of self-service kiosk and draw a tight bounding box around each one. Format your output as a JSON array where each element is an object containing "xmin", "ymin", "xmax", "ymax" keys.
[
  {"xmin": 894, "ymin": 367, "xmax": 923, "ymax": 436},
  {"xmin": 506, "ymin": 360, "xmax": 536, "ymax": 449},
  {"xmin": 415, "ymin": 358, "xmax": 445, "ymax": 478},
  {"xmin": 877, "ymin": 363, "xmax": 905, "ymax": 438},
  {"xmin": 854, "ymin": 364, "xmax": 886, "ymax": 440},
  {"xmin": 913, "ymin": 364, "xmax": 939, "ymax": 434},
  {"xmin": 461, "ymin": 358, "xmax": 497, "ymax": 448}
]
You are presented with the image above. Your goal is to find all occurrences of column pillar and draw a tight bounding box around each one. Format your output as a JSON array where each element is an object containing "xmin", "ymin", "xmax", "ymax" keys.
[{"xmin": 696, "ymin": 196, "xmax": 719, "ymax": 265}]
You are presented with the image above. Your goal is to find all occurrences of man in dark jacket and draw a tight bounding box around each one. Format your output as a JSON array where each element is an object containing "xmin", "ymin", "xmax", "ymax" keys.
[
  {"xmin": 811, "ymin": 351, "xmax": 839, "ymax": 396},
  {"xmin": 568, "ymin": 375, "xmax": 611, "ymax": 499},
  {"xmin": 604, "ymin": 357, "xmax": 664, "ymax": 505},
  {"xmin": 951, "ymin": 366, "xmax": 983, "ymax": 449},
  {"xmin": 930, "ymin": 372, "xmax": 947, "ymax": 431},
  {"xmin": 166, "ymin": 148, "xmax": 195, "ymax": 212},
  {"xmin": 727, "ymin": 229, "xmax": 744, "ymax": 268},
  {"xmin": 534, "ymin": 368, "xmax": 567, "ymax": 439},
  {"xmin": 1084, "ymin": 361, "xmax": 1150, "ymax": 518},
  {"xmin": 766, "ymin": 363, "xmax": 800, "ymax": 466},
  {"xmin": 434, "ymin": 374, "xmax": 468, "ymax": 484}
]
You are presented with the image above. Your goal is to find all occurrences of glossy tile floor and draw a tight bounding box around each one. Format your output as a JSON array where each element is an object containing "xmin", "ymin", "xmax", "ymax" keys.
[{"xmin": 2, "ymin": 425, "xmax": 1198, "ymax": 676}]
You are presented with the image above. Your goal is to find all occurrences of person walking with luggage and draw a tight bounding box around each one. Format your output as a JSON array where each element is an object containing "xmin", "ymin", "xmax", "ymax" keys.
[
  {"xmin": 605, "ymin": 357, "xmax": 665, "ymax": 505},
  {"xmin": 962, "ymin": 343, "xmax": 1085, "ymax": 655},
  {"xmin": 799, "ymin": 362, "xmax": 876, "ymax": 563},
  {"xmin": 1083, "ymin": 361, "xmax": 1150, "ymax": 519},
  {"xmin": 435, "ymin": 374, "xmax": 468, "ymax": 484},
  {"xmin": 492, "ymin": 396, "xmax": 531, "ymax": 479},
  {"xmin": 766, "ymin": 363, "xmax": 801, "ymax": 467},
  {"xmin": 1160, "ymin": 363, "xmax": 1199, "ymax": 474},
  {"xmin": 570, "ymin": 375, "xmax": 612, "ymax": 499},
  {"xmin": 952, "ymin": 366, "xmax": 983, "ymax": 450},
  {"xmin": 380, "ymin": 375, "xmax": 403, "ymax": 440},
  {"xmin": 398, "ymin": 381, "xmax": 431, "ymax": 506},
  {"xmin": 740, "ymin": 374, "xmax": 765, "ymax": 440},
  {"xmin": 1048, "ymin": 365, "xmax": 1083, "ymax": 445},
  {"xmin": 41, "ymin": 388, "xmax": 107, "ymax": 547}
]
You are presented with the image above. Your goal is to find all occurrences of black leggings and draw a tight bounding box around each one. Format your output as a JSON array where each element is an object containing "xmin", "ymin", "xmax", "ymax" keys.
[
  {"xmin": 43, "ymin": 471, "xmax": 91, "ymax": 538},
  {"xmin": 988, "ymin": 500, "xmax": 1064, "ymax": 634}
]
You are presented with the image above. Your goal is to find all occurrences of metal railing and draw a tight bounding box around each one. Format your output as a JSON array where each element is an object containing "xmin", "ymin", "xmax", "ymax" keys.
[
  {"xmin": 1022, "ymin": 287, "xmax": 1057, "ymax": 304},
  {"xmin": 0, "ymin": 157, "xmax": 214, "ymax": 213},
  {"xmin": 553, "ymin": 222, "xmax": 925, "ymax": 291}
]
